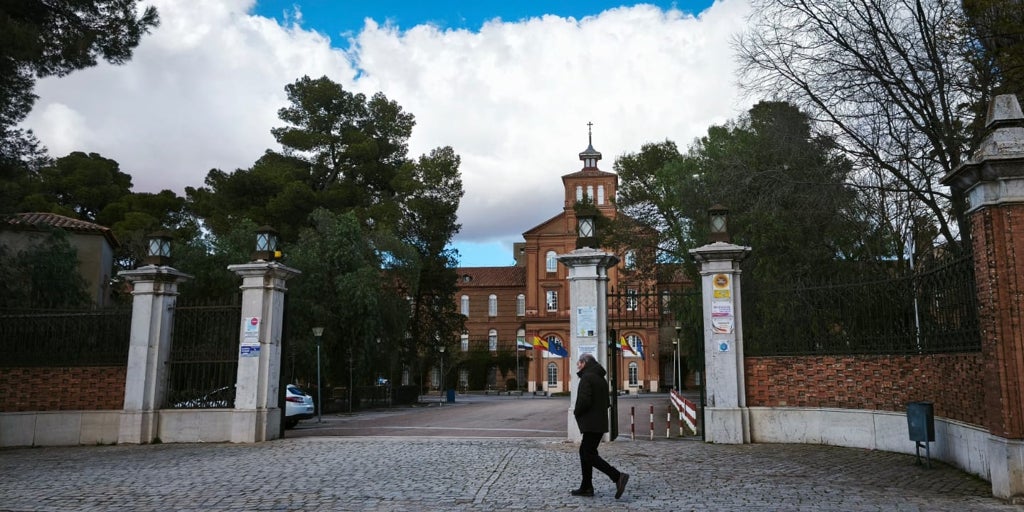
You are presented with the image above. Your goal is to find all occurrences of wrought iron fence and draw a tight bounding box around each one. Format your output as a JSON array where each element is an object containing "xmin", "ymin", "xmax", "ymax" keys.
[
  {"xmin": 744, "ymin": 254, "xmax": 980, "ymax": 356},
  {"xmin": 0, "ymin": 308, "xmax": 131, "ymax": 366},
  {"xmin": 163, "ymin": 302, "xmax": 241, "ymax": 408}
]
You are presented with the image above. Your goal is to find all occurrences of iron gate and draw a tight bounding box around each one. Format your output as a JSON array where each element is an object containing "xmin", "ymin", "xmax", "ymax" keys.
[
  {"xmin": 164, "ymin": 302, "xmax": 241, "ymax": 408},
  {"xmin": 607, "ymin": 286, "xmax": 703, "ymax": 439}
]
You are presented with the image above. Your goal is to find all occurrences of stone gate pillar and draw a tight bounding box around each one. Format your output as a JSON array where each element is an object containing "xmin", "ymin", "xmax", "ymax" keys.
[
  {"xmin": 559, "ymin": 247, "xmax": 619, "ymax": 442},
  {"xmin": 689, "ymin": 242, "xmax": 751, "ymax": 444},
  {"xmin": 942, "ymin": 93, "xmax": 1024, "ymax": 499},
  {"xmin": 227, "ymin": 261, "xmax": 301, "ymax": 443},
  {"xmin": 117, "ymin": 265, "xmax": 193, "ymax": 444}
]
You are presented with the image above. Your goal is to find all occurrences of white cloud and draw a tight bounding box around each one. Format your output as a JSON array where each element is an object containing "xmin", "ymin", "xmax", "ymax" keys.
[{"xmin": 20, "ymin": 0, "xmax": 750, "ymax": 263}]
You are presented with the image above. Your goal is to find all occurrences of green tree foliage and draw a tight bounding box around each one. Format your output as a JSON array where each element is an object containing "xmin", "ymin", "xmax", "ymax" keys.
[
  {"xmin": 187, "ymin": 76, "xmax": 465, "ymax": 387},
  {"xmin": 735, "ymin": 0, "xmax": 989, "ymax": 254},
  {"xmin": 964, "ymin": 0, "xmax": 1024, "ymax": 94},
  {"xmin": 21, "ymin": 151, "xmax": 134, "ymax": 220},
  {"xmin": 0, "ymin": 229, "xmax": 90, "ymax": 308},
  {"xmin": 0, "ymin": 1, "xmax": 158, "ymax": 169},
  {"xmin": 615, "ymin": 102, "xmax": 875, "ymax": 284}
]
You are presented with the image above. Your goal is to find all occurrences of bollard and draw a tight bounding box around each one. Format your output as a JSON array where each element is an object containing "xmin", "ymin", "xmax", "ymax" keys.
[
  {"xmin": 649, "ymin": 405, "xmax": 654, "ymax": 441},
  {"xmin": 666, "ymin": 408, "xmax": 671, "ymax": 438},
  {"xmin": 630, "ymin": 406, "xmax": 635, "ymax": 440}
]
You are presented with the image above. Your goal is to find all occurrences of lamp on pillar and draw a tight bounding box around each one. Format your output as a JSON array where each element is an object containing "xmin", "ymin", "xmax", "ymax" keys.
[
  {"xmin": 253, "ymin": 225, "xmax": 280, "ymax": 261},
  {"xmin": 576, "ymin": 210, "xmax": 597, "ymax": 249},
  {"xmin": 142, "ymin": 231, "xmax": 172, "ymax": 266},
  {"xmin": 708, "ymin": 204, "xmax": 729, "ymax": 243}
]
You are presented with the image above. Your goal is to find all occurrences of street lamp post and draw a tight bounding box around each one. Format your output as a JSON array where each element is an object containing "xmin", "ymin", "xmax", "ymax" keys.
[
  {"xmin": 312, "ymin": 327, "xmax": 324, "ymax": 423},
  {"xmin": 674, "ymin": 324, "xmax": 682, "ymax": 391},
  {"xmin": 438, "ymin": 345, "xmax": 445, "ymax": 405}
]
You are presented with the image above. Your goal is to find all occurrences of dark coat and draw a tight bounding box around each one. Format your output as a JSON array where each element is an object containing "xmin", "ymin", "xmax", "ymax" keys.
[{"xmin": 574, "ymin": 358, "xmax": 610, "ymax": 433}]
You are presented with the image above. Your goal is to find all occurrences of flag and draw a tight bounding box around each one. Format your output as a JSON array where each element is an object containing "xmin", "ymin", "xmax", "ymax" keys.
[
  {"xmin": 620, "ymin": 336, "xmax": 636, "ymax": 355},
  {"xmin": 532, "ymin": 336, "xmax": 549, "ymax": 352},
  {"xmin": 548, "ymin": 339, "xmax": 569, "ymax": 358},
  {"xmin": 517, "ymin": 337, "xmax": 533, "ymax": 350},
  {"xmin": 636, "ymin": 338, "xmax": 645, "ymax": 360}
]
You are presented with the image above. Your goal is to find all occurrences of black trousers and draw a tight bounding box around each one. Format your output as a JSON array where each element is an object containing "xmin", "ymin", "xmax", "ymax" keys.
[{"xmin": 579, "ymin": 432, "xmax": 621, "ymax": 489}]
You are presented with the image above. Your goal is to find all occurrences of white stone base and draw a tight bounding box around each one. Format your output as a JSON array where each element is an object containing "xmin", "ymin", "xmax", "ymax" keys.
[
  {"xmin": 0, "ymin": 411, "xmax": 120, "ymax": 447},
  {"xmin": 747, "ymin": 407, "xmax": 996, "ymax": 494},
  {"xmin": 705, "ymin": 407, "xmax": 750, "ymax": 444}
]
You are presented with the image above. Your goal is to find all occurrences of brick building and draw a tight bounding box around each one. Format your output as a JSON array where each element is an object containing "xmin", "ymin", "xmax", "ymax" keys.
[{"xmin": 454, "ymin": 135, "xmax": 674, "ymax": 394}]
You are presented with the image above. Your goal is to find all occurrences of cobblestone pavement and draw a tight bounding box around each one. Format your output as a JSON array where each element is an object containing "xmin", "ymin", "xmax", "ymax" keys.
[{"xmin": 1, "ymin": 435, "xmax": 1020, "ymax": 511}]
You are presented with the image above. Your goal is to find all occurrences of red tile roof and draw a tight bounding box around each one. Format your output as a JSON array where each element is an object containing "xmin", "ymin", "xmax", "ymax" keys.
[
  {"xmin": 4, "ymin": 212, "xmax": 120, "ymax": 248},
  {"xmin": 455, "ymin": 266, "xmax": 526, "ymax": 287}
]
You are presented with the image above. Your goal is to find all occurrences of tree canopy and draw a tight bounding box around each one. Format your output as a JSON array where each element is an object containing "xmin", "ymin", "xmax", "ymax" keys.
[
  {"xmin": 735, "ymin": 0, "xmax": 989, "ymax": 255},
  {"xmin": 0, "ymin": 1, "xmax": 158, "ymax": 171},
  {"xmin": 614, "ymin": 101, "xmax": 875, "ymax": 284}
]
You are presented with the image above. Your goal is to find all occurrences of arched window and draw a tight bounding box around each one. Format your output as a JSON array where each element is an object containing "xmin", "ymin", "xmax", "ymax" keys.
[
  {"xmin": 597, "ymin": 185, "xmax": 605, "ymax": 205},
  {"xmin": 516, "ymin": 294, "xmax": 525, "ymax": 316},
  {"xmin": 587, "ymin": 185, "xmax": 594, "ymax": 200},
  {"xmin": 628, "ymin": 362, "xmax": 639, "ymax": 386},
  {"xmin": 546, "ymin": 251, "xmax": 557, "ymax": 272},
  {"xmin": 516, "ymin": 328, "xmax": 526, "ymax": 351},
  {"xmin": 547, "ymin": 363, "xmax": 558, "ymax": 387},
  {"xmin": 460, "ymin": 295, "xmax": 469, "ymax": 316},
  {"xmin": 625, "ymin": 334, "xmax": 644, "ymax": 359},
  {"xmin": 488, "ymin": 294, "xmax": 497, "ymax": 317},
  {"xmin": 576, "ymin": 185, "xmax": 583, "ymax": 201},
  {"xmin": 545, "ymin": 335, "xmax": 564, "ymax": 359},
  {"xmin": 460, "ymin": 332, "xmax": 469, "ymax": 352},
  {"xmin": 489, "ymin": 329, "xmax": 498, "ymax": 352}
]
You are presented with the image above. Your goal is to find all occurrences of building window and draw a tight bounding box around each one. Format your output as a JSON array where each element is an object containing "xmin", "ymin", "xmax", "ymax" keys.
[
  {"xmin": 625, "ymin": 334, "xmax": 643, "ymax": 359},
  {"xmin": 461, "ymin": 295, "xmax": 469, "ymax": 316},
  {"xmin": 547, "ymin": 363, "xmax": 558, "ymax": 387},
  {"xmin": 623, "ymin": 250, "xmax": 635, "ymax": 269},
  {"xmin": 461, "ymin": 333, "xmax": 469, "ymax": 352},
  {"xmin": 576, "ymin": 185, "xmax": 583, "ymax": 201},
  {"xmin": 488, "ymin": 294, "xmax": 497, "ymax": 317},
  {"xmin": 546, "ymin": 251, "xmax": 557, "ymax": 272},
  {"xmin": 459, "ymin": 369, "xmax": 469, "ymax": 390},
  {"xmin": 597, "ymin": 185, "xmax": 605, "ymax": 205},
  {"xmin": 626, "ymin": 288, "xmax": 638, "ymax": 311},
  {"xmin": 546, "ymin": 290, "xmax": 558, "ymax": 312},
  {"xmin": 628, "ymin": 362, "xmax": 639, "ymax": 386},
  {"xmin": 587, "ymin": 185, "xmax": 594, "ymax": 200},
  {"xmin": 517, "ymin": 329, "xmax": 526, "ymax": 351},
  {"xmin": 489, "ymin": 329, "xmax": 498, "ymax": 352},
  {"xmin": 516, "ymin": 294, "xmax": 525, "ymax": 316},
  {"xmin": 547, "ymin": 336, "xmax": 566, "ymax": 359}
]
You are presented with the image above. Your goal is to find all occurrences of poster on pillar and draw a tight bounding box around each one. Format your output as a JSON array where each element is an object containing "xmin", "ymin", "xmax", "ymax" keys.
[{"xmin": 576, "ymin": 306, "xmax": 597, "ymax": 337}]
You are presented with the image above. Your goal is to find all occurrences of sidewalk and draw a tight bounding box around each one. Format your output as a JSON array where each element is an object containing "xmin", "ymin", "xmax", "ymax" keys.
[{"xmin": 1, "ymin": 435, "xmax": 1019, "ymax": 511}]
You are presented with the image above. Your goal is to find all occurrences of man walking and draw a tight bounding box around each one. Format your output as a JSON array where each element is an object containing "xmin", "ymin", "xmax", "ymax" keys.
[{"xmin": 572, "ymin": 353, "xmax": 629, "ymax": 499}]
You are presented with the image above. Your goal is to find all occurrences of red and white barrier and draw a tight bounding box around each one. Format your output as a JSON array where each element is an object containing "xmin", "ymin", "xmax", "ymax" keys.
[{"xmin": 670, "ymin": 390, "xmax": 698, "ymax": 436}]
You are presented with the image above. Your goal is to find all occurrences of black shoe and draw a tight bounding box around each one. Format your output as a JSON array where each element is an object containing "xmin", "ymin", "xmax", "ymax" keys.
[
  {"xmin": 615, "ymin": 473, "xmax": 630, "ymax": 499},
  {"xmin": 571, "ymin": 488, "xmax": 594, "ymax": 497}
]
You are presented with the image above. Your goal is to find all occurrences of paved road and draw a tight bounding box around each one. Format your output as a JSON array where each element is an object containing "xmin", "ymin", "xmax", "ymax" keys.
[{"xmin": 1, "ymin": 394, "xmax": 1019, "ymax": 511}]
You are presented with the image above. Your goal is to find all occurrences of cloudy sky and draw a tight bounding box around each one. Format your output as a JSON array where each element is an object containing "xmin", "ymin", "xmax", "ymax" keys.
[{"xmin": 22, "ymin": 0, "xmax": 752, "ymax": 266}]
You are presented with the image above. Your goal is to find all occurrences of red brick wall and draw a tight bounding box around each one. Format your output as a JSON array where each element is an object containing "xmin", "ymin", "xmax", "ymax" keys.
[
  {"xmin": 0, "ymin": 367, "xmax": 126, "ymax": 412},
  {"xmin": 745, "ymin": 353, "xmax": 985, "ymax": 426}
]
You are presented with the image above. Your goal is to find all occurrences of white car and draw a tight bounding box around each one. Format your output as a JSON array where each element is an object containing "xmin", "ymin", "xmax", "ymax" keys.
[{"xmin": 285, "ymin": 384, "xmax": 315, "ymax": 428}]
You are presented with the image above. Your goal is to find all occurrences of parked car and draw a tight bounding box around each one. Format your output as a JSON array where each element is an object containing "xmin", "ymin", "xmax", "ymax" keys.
[{"xmin": 285, "ymin": 384, "xmax": 315, "ymax": 428}]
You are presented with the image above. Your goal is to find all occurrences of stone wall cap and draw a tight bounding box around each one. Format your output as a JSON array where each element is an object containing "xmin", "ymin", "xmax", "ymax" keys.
[{"xmin": 986, "ymin": 94, "xmax": 1024, "ymax": 129}]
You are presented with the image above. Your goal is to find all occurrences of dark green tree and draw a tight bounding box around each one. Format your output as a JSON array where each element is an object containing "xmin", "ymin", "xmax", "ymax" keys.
[
  {"xmin": 614, "ymin": 101, "xmax": 875, "ymax": 284},
  {"xmin": 0, "ymin": 1, "xmax": 158, "ymax": 171},
  {"xmin": 21, "ymin": 151, "xmax": 134, "ymax": 221}
]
